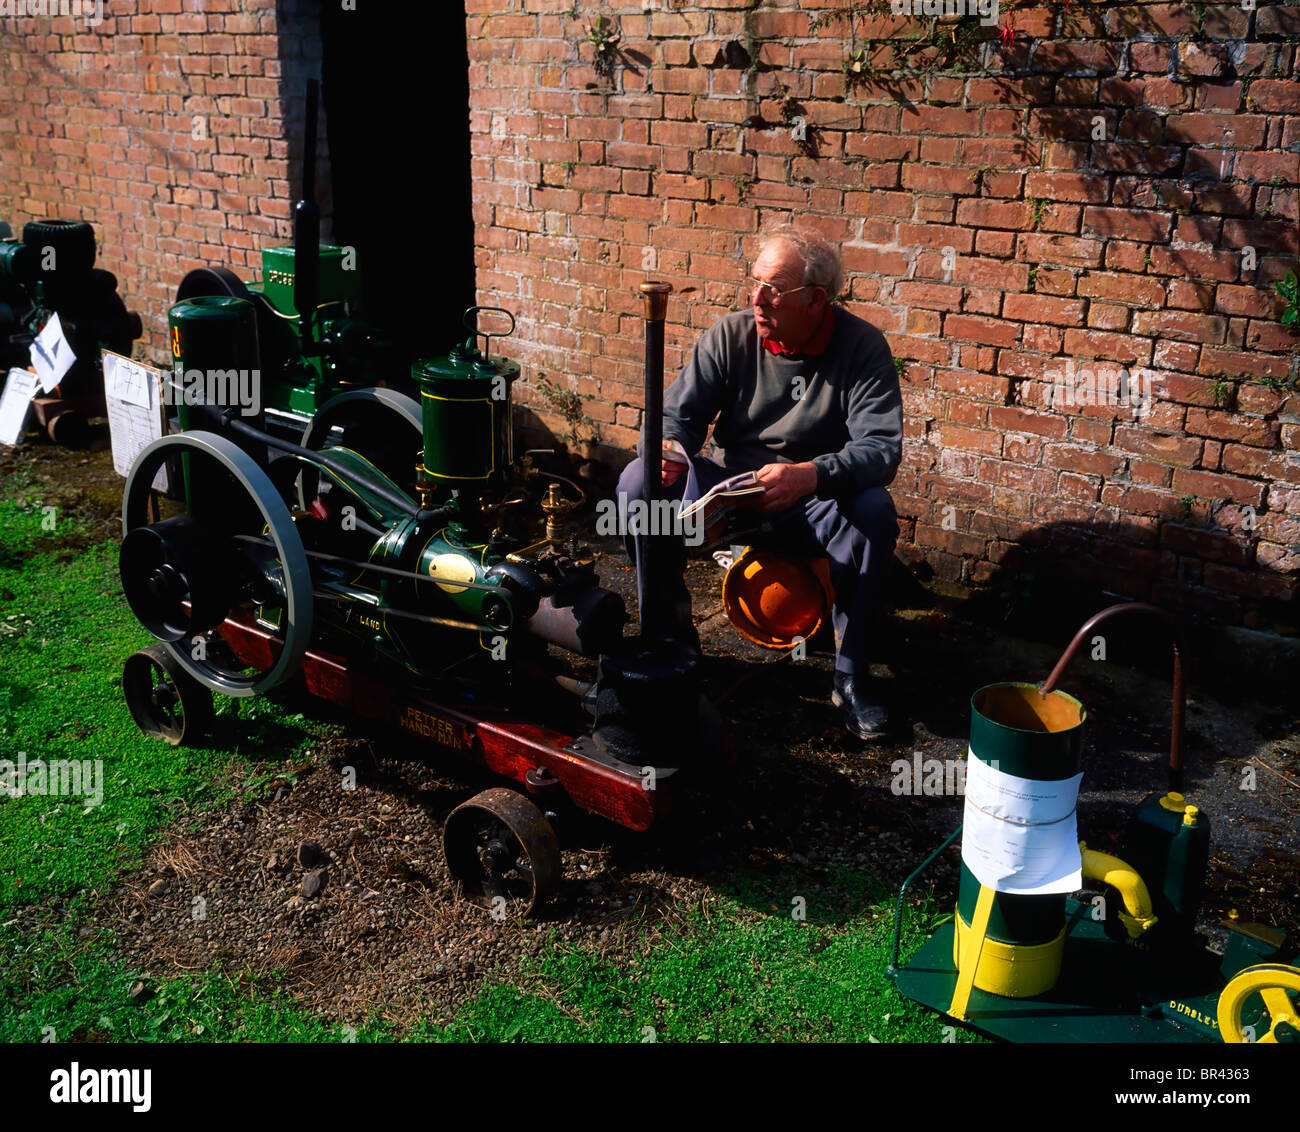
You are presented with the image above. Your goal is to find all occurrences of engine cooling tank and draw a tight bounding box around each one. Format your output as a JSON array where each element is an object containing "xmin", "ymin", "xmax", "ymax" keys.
[{"xmin": 412, "ymin": 338, "xmax": 519, "ymax": 492}]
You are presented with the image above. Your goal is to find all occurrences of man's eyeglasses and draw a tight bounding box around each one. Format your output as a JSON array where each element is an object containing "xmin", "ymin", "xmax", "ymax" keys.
[{"xmin": 748, "ymin": 278, "xmax": 815, "ymax": 306}]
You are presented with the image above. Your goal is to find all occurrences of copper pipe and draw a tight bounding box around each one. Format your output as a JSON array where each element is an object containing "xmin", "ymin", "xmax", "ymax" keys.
[
  {"xmin": 638, "ymin": 281, "xmax": 673, "ymax": 642},
  {"xmin": 1039, "ymin": 601, "xmax": 1187, "ymax": 789}
]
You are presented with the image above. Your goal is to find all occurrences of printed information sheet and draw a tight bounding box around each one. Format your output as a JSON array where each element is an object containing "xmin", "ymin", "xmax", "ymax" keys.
[{"xmin": 961, "ymin": 750, "xmax": 1083, "ymax": 895}]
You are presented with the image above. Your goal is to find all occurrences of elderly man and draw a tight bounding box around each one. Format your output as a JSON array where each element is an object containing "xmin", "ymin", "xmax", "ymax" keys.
[{"xmin": 617, "ymin": 224, "xmax": 903, "ymax": 740}]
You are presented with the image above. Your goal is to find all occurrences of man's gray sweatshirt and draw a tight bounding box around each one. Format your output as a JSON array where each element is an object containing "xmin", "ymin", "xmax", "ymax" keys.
[{"xmin": 660, "ymin": 307, "xmax": 903, "ymax": 500}]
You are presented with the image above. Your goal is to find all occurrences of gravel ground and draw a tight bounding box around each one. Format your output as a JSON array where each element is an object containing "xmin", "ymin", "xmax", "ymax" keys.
[{"xmin": 6, "ymin": 432, "xmax": 1297, "ymax": 1032}]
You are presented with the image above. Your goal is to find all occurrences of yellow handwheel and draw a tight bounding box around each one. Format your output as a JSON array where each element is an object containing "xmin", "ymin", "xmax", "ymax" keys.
[{"xmin": 1217, "ymin": 963, "xmax": 1300, "ymax": 1043}]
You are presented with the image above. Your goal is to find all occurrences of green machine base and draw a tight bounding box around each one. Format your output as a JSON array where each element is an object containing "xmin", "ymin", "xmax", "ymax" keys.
[{"xmin": 890, "ymin": 898, "xmax": 1231, "ymax": 1043}]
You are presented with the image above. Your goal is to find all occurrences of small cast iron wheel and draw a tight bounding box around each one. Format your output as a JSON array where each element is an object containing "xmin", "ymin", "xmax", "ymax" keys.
[
  {"xmin": 443, "ymin": 788, "xmax": 560, "ymax": 915},
  {"xmin": 122, "ymin": 644, "xmax": 214, "ymax": 746},
  {"xmin": 1217, "ymin": 963, "xmax": 1300, "ymax": 1043}
]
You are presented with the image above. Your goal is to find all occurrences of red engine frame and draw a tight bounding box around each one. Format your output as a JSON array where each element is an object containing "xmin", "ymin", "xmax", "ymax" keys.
[{"xmin": 216, "ymin": 613, "xmax": 672, "ymax": 832}]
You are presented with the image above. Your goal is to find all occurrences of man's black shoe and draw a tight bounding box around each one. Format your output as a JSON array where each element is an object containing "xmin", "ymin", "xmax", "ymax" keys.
[{"xmin": 831, "ymin": 672, "xmax": 891, "ymax": 741}]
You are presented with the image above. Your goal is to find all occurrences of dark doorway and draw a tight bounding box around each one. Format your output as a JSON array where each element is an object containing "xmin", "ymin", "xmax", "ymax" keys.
[{"xmin": 318, "ymin": 2, "xmax": 475, "ymax": 362}]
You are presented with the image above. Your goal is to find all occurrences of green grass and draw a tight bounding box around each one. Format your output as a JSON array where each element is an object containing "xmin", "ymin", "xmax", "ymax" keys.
[
  {"xmin": 0, "ymin": 912, "xmax": 391, "ymax": 1043},
  {"xmin": 417, "ymin": 893, "xmax": 965, "ymax": 1043},
  {"xmin": 0, "ymin": 473, "xmax": 962, "ymax": 1043},
  {"xmin": 0, "ymin": 516, "xmax": 320, "ymax": 915}
]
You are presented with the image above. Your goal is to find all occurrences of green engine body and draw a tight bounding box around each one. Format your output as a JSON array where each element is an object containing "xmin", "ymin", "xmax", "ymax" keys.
[{"xmin": 166, "ymin": 293, "xmax": 623, "ymax": 685}]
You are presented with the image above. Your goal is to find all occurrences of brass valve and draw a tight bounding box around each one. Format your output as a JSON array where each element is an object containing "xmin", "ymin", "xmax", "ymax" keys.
[
  {"xmin": 414, "ymin": 455, "xmax": 437, "ymax": 509},
  {"xmin": 540, "ymin": 482, "xmax": 574, "ymax": 548}
]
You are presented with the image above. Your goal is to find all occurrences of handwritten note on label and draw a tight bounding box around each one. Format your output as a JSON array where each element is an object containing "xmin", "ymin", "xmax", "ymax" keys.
[
  {"xmin": 31, "ymin": 312, "xmax": 75, "ymax": 393},
  {"xmin": 0, "ymin": 368, "xmax": 39, "ymax": 445},
  {"xmin": 103, "ymin": 352, "xmax": 167, "ymax": 491}
]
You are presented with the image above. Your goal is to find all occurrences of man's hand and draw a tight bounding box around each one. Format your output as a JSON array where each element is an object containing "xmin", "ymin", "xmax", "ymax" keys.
[
  {"xmin": 662, "ymin": 458, "xmax": 687, "ymax": 488},
  {"xmin": 755, "ymin": 461, "xmax": 818, "ymax": 512}
]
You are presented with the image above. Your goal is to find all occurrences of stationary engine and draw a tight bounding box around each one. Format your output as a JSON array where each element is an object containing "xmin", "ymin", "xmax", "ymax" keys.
[
  {"xmin": 121, "ymin": 297, "xmax": 628, "ymax": 700},
  {"xmin": 0, "ymin": 217, "xmax": 142, "ymax": 444}
]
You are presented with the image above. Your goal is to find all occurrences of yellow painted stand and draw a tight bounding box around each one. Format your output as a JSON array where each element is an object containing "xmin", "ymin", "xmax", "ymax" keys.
[{"xmin": 948, "ymin": 884, "xmax": 994, "ymax": 1021}]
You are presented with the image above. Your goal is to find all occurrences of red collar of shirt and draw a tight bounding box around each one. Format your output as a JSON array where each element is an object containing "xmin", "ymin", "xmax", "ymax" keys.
[{"xmin": 759, "ymin": 306, "xmax": 835, "ymax": 357}]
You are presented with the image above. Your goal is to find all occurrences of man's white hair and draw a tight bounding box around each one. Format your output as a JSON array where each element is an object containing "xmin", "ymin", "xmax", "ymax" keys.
[{"xmin": 757, "ymin": 223, "xmax": 844, "ymax": 300}]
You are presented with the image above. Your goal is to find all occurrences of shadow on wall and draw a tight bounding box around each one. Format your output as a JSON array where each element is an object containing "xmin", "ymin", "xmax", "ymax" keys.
[
  {"xmin": 512, "ymin": 388, "xmax": 1298, "ymax": 692},
  {"xmin": 885, "ymin": 515, "xmax": 1299, "ymax": 701}
]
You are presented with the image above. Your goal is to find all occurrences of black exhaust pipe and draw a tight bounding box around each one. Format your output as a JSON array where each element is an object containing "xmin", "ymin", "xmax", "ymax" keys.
[
  {"xmin": 637, "ymin": 280, "xmax": 672, "ymax": 642},
  {"xmin": 293, "ymin": 79, "xmax": 321, "ymax": 359}
]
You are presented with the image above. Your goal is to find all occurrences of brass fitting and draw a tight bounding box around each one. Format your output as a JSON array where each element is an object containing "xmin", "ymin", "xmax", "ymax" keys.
[
  {"xmin": 414, "ymin": 456, "xmax": 437, "ymax": 510},
  {"xmin": 540, "ymin": 482, "xmax": 573, "ymax": 549}
]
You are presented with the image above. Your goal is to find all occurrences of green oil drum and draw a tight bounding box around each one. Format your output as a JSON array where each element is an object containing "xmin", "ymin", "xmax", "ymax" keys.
[
  {"xmin": 956, "ymin": 682, "xmax": 1086, "ymax": 997},
  {"xmin": 167, "ymin": 296, "xmax": 263, "ymax": 508},
  {"xmin": 167, "ymin": 296, "xmax": 261, "ymax": 432},
  {"xmin": 412, "ymin": 339, "xmax": 519, "ymax": 492}
]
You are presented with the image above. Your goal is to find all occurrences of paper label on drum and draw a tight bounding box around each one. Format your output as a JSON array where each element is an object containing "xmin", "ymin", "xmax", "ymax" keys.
[
  {"xmin": 960, "ymin": 749, "xmax": 1083, "ymax": 895},
  {"xmin": 0, "ymin": 369, "xmax": 40, "ymax": 445}
]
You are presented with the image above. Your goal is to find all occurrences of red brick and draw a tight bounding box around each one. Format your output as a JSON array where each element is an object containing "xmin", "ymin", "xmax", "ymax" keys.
[
  {"xmin": 1114, "ymin": 425, "xmax": 1202, "ymax": 467},
  {"xmin": 1043, "ymin": 444, "xmax": 1124, "ymax": 477},
  {"xmin": 955, "ymin": 198, "xmax": 1034, "ymax": 230},
  {"xmin": 901, "ymin": 164, "xmax": 976, "ymax": 195},
  {"xmin": 1063, "ymin": 329, "xmax": 1152, "ymax": 365},
  {"xmin": 1199, "ymin": 347, "xmax": 1291, "ymax": 382},
  {"xmin": 988, "ymin": 406, "xmax": 1070, "ymax": 440},
  {"xmin": 915, "ymin": 524, "xmax": 988, "ymax": 558},
  {"xmin": 934, "ymin": 369, "xmax": 1012, "ymax": 401},
  {"xmin": 1099, "ymin": 483, "xmax": 1186, "ymax": 519},
  {"xmin": 1171, "ymin": 468, "xmax": 1267, "ymax": 508},
  {"xmin": 1018, "ymin": 233, "xmax": 1105, "ymax": 268},
  {"xmin": 1247, "ymin": 80, "xmax": 1300, "ymax": 113},
  {"xmin": 936, "ymin": 424, "xmax": 1003, "ymax": 456},
  {"xmin": 1184, "ymin": 407, "xmax": 1282, "ymax": 448},
  {"xmin": 1003, "ymin": 293, "xmax": 1088, "ymax": 327},
  {"xmin": 1081, "ymin": 206, "xmax": 1174, "ymax": 242},
  {"xmin": 943, "ymin": 314, "xmax": 1022, "ymax": 348},
  {"xmin": 1166, "ymin": 113, "xmax": 1267, "ymax": 149},
  {"xmin": 1024, "ymin": 171, "xmax": 1110, "ymax": 203},
  {"xmin": 1131, "ymin": 310, "xmax": 1227, "ymax": 345}
]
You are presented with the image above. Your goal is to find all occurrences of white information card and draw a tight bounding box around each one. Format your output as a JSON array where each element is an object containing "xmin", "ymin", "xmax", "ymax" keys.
[
  {"xmin": 960, "ymin": 751, "xmax": 1083, "ymax": 895},
  {"xmin": 103, "ymin": 352, "xmax": 168, "ymax": 491}
]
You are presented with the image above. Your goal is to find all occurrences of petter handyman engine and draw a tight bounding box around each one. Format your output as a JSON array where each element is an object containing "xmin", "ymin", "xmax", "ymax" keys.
[{"xmin": 119, "ymin": 279, "xmax": 721, "ymax": 915}]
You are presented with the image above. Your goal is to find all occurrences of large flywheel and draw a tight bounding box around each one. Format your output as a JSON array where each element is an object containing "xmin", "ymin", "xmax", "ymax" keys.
[
  {"xmin": 298, "ymin": 387, "xmax": 424, "ymax": 507},
  {"xmin": 120, "ymin": 431, "xmax": 314, "ymax": 697}
]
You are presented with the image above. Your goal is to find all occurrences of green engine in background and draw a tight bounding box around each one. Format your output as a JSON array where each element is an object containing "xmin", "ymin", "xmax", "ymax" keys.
[{"xmin": 257, "ymin": 245, "xmax": 363, "ymax": 316}]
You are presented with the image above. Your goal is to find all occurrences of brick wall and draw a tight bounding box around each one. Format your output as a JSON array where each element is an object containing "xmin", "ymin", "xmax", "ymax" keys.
[
  {"xmin": 0, "ymin": 0, "xmax": 328, "ymax": 364},
  {"xmin": 465, "ymin": 1, "xmax": 1300, "ymax": 630}
]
